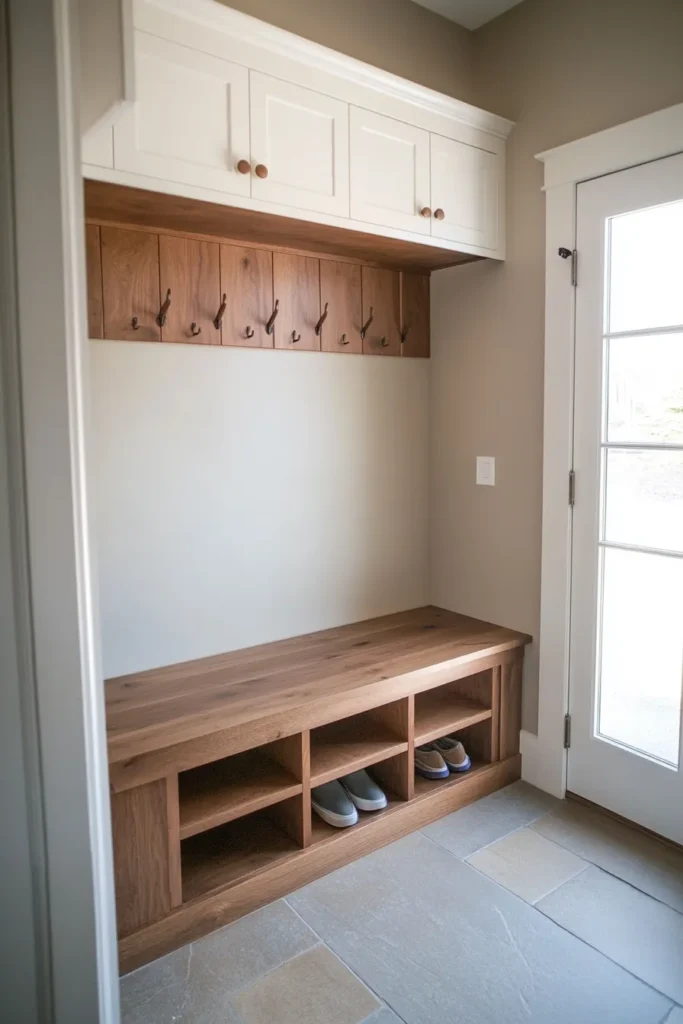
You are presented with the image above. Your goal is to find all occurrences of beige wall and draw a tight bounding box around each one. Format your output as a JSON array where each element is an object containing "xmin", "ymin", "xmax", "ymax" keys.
[
  {"xmin": 431, "ymin": 0, "xmax": 683, "ymax": 731},
  {"xmin": 217, "ymin": 0, "xmax": 475, "ymax": 104}
]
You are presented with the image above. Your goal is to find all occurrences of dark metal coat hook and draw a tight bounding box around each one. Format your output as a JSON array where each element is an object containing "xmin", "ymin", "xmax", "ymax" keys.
[
  {"xmin": 245, "ymin": 326, "xmax": 255, "ymax": 339},
  {"xmin": 360, "ymin": 306, "xmax": 374, "ymax": 340},
  {"xmin": 265, "ymin": 299, "xmax": 280, "ymax": 335},
  {"xmin": 291, "ymin": 330, "xmax": 301, "ymax": 344},
  {"xmin": 131, "ymin": 316, "xmax": 140, "ymax": 330},
  {"xmin": 340, "ymin": 333, "xmax": 349, "ymax": 345},
  {"xmin": 380, "ymin": 336, "xmax": 389, "ymax": 348},
  {"xmin": 558, "ymin": 247, "xmax": 572, "ymax": 259},
  {"xmin": 190, "ymin": 322, "xmax": 202, "ymax": 337},
  {"xmin": 401, "ymin": 326, "xmax": 409, "ymax": 343},
  {"xmin": 315, "ymin": 302, "xmax": 329, "ymax": 336},
  {"xmin": 156, "ymin": 289, "xmax": 171, "ymax": 327},
  {"xmin": 213, "ymin": 293, "xmax": 227, "ymax": 330}
]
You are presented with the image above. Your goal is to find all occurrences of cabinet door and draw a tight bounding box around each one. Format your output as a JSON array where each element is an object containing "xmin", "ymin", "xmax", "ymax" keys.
[
  {"xmin": 401, "ymin": 272, "xmax": 430, "ymax": 358},
  {"xmin": 114, "ymin": 31, "xmax": 250, "ymax": 196},
  {"xmin": 85, "ymin": 225, "xmax": 104, "ymax": 339},
  {"xmin": 273, "ymin": 253, "xmax": 320, "ymax": 351},
  {"xmin": 220, "ymin": 245, "xmax": 274, "ymax": 349},
  {"xmin": 320, "ymin": 261, "xmax": 362, "ymax": 354},
  {"xmin": 250, "ymin": 72, "xmax": 349, "ymax": 218},
  {"xmin": 350, "ymin": 108, "xmax": 431, "ymax": 236},
  {"xmin": 430, "ymin": 133, "xmax": 500, "ymax": 251},
  {"xmin": 159, "ymin": 236, "xmax": 221, "ymax": 345},
  {"xmin": 101, "ymin": 227, "xmax": 160, "ymax": 342},
  {"xmin": 361, "ymin": 268, "xmax": 401, "ymax": 357}
]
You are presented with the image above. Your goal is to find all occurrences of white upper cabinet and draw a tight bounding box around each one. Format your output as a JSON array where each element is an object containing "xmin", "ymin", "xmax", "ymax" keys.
[
  {"xmin": 430, "ymin": 133, "xmax": 500, "ymax": 251},
  {"xmin": 249, "ymin": 72, "xmax": 350, "ymax": 217},
  {"xmin": 350, "ymin": 108, "xmax": 431, "ymax": 236},
  {"xmin": 114, "ymin": 31, "xmax": 251, "ymax": 195},
  {"xmin": 85, "ymin": 0, "xmax": 513, "ymax": 260}
]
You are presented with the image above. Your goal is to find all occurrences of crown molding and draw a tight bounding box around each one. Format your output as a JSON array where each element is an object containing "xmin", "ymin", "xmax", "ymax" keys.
[{"xmin": 141, "ymin": 0, "xmax": 514, "ymax": 140}]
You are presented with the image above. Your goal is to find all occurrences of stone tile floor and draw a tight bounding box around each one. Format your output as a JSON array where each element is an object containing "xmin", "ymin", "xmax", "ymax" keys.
[{"xmin": 121, "ymin": 782, "xmax": 683, "ymax": 1024}]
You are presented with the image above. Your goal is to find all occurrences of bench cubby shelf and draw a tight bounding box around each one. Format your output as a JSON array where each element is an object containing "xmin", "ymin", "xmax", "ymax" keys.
[{"xmin": 106, "ymin": 607, "xmax": 529, "ymax": 973}]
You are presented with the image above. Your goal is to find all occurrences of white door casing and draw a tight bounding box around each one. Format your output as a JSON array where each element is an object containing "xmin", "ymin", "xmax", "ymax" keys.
[
  {"xmin": 568, "ymin": 154, "xmax": 683, "ymax": 844},
  {"xmin": 249, "ymin": 72, "xmax": 350, "ymax": 217},
  {"xmin": 114, "ymin": 30, "xmax": 250, "ymax": 194},
  {"xmin": 430, "ymin": 133, "xmax": 498, "ymax": 250},
  {"xmin": 350, "ymin": 107, "xmax": 431, "ymax": 235}
]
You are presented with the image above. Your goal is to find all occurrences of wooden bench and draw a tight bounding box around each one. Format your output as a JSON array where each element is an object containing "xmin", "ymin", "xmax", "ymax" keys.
[{"xmin": 106, "ymin": 606, "xmax": 530, "ymax": 972}]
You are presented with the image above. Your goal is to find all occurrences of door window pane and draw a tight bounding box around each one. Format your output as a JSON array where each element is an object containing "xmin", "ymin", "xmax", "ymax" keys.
[
  {"xmin": 607, "ymin": 333, "xmax": 683, "ymax": 444},
  {"xmin": 598, "ymin": 547, "xmax": 683, "ymax": 766},
  {"xmin": 608, "ymin": 201, "xmax": 683, "ymax": 334},
  {"xmin": 603, "ymin": 449, "xmax": 683, "ymax": 553}
]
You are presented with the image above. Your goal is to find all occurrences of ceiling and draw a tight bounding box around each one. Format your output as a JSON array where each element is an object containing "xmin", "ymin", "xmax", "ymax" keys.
[{"xmin": 412, "ymin": 0, "xmax": 525, "ymax": 30}]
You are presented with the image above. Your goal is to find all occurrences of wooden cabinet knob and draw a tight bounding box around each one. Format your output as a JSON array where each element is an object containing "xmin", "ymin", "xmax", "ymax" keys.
[
  {"xmin": 255, "ymin": 164, "xmax": 269, "ymax": 179},
  {"xmin": 237, "ymin": 159, "xmax": 251, "ymax": 174},
  {"xmin": 420, "ymin": 207, "xmax": 432, "ymax": 218},
  {"xmin": 434, "ymin": 208, "xmax": 445, "ymax": 220}
]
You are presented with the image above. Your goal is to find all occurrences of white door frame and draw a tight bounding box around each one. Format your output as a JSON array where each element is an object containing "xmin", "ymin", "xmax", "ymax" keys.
[
  {"xmin": 529, "ymin": 102, "xmax": 683, "ymax": 799},
  {"xmin": 0, "ymin": 1, "xmax": 119, "ymax": 1021}
]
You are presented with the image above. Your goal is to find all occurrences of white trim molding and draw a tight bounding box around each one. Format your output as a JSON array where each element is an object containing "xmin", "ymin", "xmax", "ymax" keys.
[
  {"xmin": 533, "ymin": 103, "xmax": 683, "ymax": 799},
  {"xmin": 143, "ymin": 0, "xmax": 513, "ymax": 140}
]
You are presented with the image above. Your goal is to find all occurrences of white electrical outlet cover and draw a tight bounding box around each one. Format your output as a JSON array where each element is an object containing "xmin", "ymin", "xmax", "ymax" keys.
[{"xmin": 476, "ymin": 456, "xmax": 495, "ymax": 486}]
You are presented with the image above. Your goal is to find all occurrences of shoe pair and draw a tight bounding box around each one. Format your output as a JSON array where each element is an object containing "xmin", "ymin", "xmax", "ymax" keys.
[
  {"xmin": 311, "ymin": 769, "xmax": 387, "ymax": 828},
  {"xmin": 415, "ymin": 736, "xmax": 471, "ymax": 779}
]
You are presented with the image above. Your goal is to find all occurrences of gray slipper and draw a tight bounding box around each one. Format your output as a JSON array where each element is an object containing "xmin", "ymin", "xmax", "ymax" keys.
[
  {"xmin": 340, "ymin": 769, "xmax": 388, "ymax": 811},
  {"xmin": 311, "ymin": 780, "xmax": 359, "ymax": 828}
]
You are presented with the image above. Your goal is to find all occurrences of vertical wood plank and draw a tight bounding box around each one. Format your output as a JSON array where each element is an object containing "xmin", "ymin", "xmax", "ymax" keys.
[
  {"xmin": 166, "ymin": 774, "xmax": 182, "ymax": 908},
  {"xmin": 111, "ymin": 779, "xmax": 175, "ymax": 937},
  {"xmin": 269, "ymin": 732, "xmax": 311, "ymax": 848},
  {"xmin": 219, "ymin": 244, "xmax": 274, "ymax": 348},
  {"xmin": 490, "ymin": 665, "xmax": 501, "ymax": 763},
  {"xmin": 371, "ymin": 696, "xmax": 413, "ymax": 799},
  {"xmin": 101, "ymin": 226, "xmax": 160, "ymax": 342},
  {"xmin": 361, "ymin": 267, "xmax": 400, "ymax": 356},
  {"xmin": 85, "ymin": 224, "xmax": 103, "ymax": 339},
  {"xmin": 400, "ymin": 271, "xmax": 430, "ymax": 358},
  {"xmin": 273, "ymin": 252, "xmax": 320, "ymax": 351},
  {"xmin": 500, "ymin": 653, "xmax": 523, "ymax": 760},
  {"xmin": 319, "ymin": 260, "xmax": 362, "ymax": 354},
  {"xmin": 159, "ymin": 235, "xmax": 221, "ymax": 345}
]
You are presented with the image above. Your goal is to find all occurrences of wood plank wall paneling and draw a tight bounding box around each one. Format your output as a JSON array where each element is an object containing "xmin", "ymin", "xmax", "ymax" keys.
[
  {"xmin": 101, "ymin": 226, "xmax": 161, "ymax": 342},
  {"xmin": 85, "ymin": 224, "xmax": 104, "ymax": 339},
  {"xmin": 401, "ymin": 272, "xmax": 430, "ymax": 358},
  {"xmin": 219, "ymin": 244, "xmax": 274, "ymax": 348},
  {"xmin": 319, "ymin": 260, "xmax": 362, "ymax": 354},
  {"xmin": 361, "ymin": 268, "xmax": 401, "ymax": 356},
  {"xmin": 273, "ymin": 252, "xmax": 321, "ymax": 351},
  {"xmin": 91, "ymin": 220, "xmax": 430, "ymax": 356},
  {"xmin": 159, "ymin": 236, "xmax": 221, "ymax": 345}
]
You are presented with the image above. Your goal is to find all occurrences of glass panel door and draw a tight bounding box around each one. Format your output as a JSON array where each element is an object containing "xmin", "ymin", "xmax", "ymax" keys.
[{"xmin": 569, "ymin": 154, "xmax": 683, "ymax": 844}]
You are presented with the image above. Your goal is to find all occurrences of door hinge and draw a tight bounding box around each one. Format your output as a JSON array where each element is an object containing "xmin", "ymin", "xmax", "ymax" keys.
[
  {"xmin": 558, "ymin": 247, "xmax": 578, "ymax": 286},
  {"xmin": 568, "ymin": 469, "xmax": 576, "ymax": 506},
  {"xmin": 564, "ymin": 713, "xmax": 572, "ymax": 749}
]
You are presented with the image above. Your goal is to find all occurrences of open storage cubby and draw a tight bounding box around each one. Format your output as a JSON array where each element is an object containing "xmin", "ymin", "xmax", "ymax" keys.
[
  {"xmin": 181, "ymin": 798, "xmax": 303, "ymax": 902},
  {"xmin": 310, "ymin": 699, "xmax": 410, "ymax": 787},
  {"xmin": 107, "ymin": 607, "xmax": 528, "ymax": 973},
  {"xmin": 178, "ymin": 737, "xmax": 304, "ymax": 840}
]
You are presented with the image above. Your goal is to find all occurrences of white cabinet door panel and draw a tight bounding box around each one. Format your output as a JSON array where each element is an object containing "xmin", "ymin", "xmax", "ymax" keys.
[
  {"xmin": 350, "ymin": 108, "xmax": 430, "ymax": 236},
  {"xmin": 114, "ymin": 31, "xmax": 250, "ymax": 195},
  {"xmin": 430, "ymin": 133, "xmax": 499, "ymax": 250},
  {"xmin": 249, "ymin": 72, "xmax": 349, "ymax": 217}
]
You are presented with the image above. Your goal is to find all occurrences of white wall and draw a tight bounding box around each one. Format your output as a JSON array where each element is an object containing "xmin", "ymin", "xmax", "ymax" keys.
[{"xmin": 91, "ymin": 341, "xmax": 429, "ymax": 678}]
